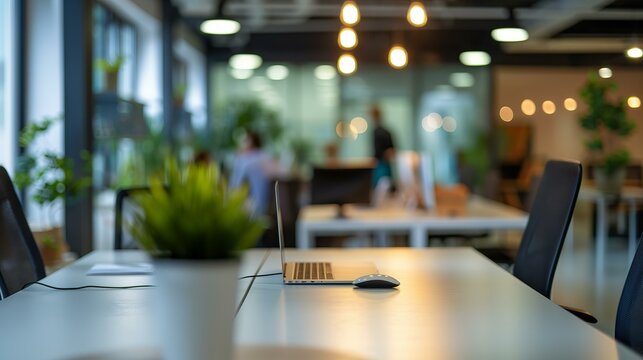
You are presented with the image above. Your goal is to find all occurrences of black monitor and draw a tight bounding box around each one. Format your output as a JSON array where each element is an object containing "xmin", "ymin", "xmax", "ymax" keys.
[{"xmin": 310, "ymin": 165, "xmax": 373, "ymax": 218}]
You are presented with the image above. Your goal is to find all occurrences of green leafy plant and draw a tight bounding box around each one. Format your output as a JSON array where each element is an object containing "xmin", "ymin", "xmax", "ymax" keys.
[
  {"xmin": 130, "ymin": 161, "xmax": 265, "ymax": 259},
  {"xmin": 213, "ymin": 99, "xmax": 283, "ymax": 153},
  {"xmin": 579, "ymin": 73, "xmax": 635, "ymax": 176},
  {"xmin": 290, "ymin": 137, "xmax": 314, "ymax": 168},
  {"xmin": 95, "ymin": 55, "xmax": 124, "ymax": 74},
  {"xmin": 15, "ymin": 116, "xmax": 92, "ymax": 225}
]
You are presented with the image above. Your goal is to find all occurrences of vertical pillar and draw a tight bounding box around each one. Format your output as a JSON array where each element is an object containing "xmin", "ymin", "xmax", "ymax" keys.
[
  {"xmin": 63, "ymin": 0, "xmax": 94, "ymax": 255},
  {"xmin": 162, "ymin": 0, "xmax": 175, "ymax": 148}
]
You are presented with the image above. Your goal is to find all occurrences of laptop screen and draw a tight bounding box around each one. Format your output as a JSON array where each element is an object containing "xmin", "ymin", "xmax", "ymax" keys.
[{"xmin": 274, "ymin": 182, "xmax": 287, "ymax": 275}]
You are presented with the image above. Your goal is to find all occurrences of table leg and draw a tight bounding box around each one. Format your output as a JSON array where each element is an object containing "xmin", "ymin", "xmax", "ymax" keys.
[
  {"xmin": 296, "ymin": 223, "xmax": 311, "ymax": 249},
  {"xmin": 410, "ymin": 226, "xmax": 426, "ymax": 248},
  {"xmin": 628, "ymin": 199, "xmax": 637, "ymax": 264},
  {"xmin": 595, "ymin": 196, "xmax": 606, "ymax": 271}
]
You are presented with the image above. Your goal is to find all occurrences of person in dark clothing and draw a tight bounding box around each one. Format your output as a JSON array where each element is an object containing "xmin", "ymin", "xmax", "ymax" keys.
[{"xmin": 370, "ymin": 105, "xmax": 395, "ymax": 187}]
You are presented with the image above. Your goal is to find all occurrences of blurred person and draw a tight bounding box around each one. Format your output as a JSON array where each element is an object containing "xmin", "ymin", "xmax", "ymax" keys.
[
  {"xmin": 230, "ymin": 131, "xmax": 275, "ymax": 217},
  {"xmin": 370, "ymin": 105, "xmax": 396, "ymax": 187}
]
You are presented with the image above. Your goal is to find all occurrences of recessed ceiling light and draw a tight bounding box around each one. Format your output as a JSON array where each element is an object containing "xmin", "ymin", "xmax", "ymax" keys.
[
  {"xmin": 625, "ymin": 46, "xmax": 642, "ymax": 59},
  {"xmin": 598, "ymin": 67, "xmax": 612, "ymax": 79},
  {"xmin": 491, "ymin": 27, "xmax": 529, "ymax": 42},
  {"xmin": 459, "ymin": 51, "xmax": 491, "ymax": 66},
  {"xmin": 200, "ymin": 19, "xmax": 240, "ymax": 35},
  {"xmin": 314, "ymin": 65, "xmax": 337, "ymax": 80},
  {"xmin": 266, "ymin": 65, "xmax": 289, "ymax": 80},
  {"xmin": 449, "ymin": 73, "xmax": 475, "ymax": 87},
  {"xmin": 229, "ymin": 54, "xmax": 262, "ymax": 70}
]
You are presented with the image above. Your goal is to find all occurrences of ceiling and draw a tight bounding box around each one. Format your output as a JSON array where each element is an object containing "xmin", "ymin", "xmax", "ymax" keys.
[{"xmin": 174, "ymin": 0, "xmax": 643, "ymax": 66}]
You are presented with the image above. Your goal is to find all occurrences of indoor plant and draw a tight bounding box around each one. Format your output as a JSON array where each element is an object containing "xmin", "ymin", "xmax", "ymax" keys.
[
  {"xmin": 129, "ymin": 160, "xmax": 264, "ymax": 360},
  {"xmin": 15, "ymin": 116, "xmax": 91, "ymax": 266},
  {"xmin": 95, "ymin": 55, "xmax": 124, "ymax": 93},
  {"xmin": 579, "ymin": 73, "xmax": 635, "ymax": 194}
]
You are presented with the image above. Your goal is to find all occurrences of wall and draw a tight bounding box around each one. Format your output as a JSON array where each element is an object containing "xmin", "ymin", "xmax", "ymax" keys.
[{"xmin": 494, "ymin": 66, "xmax": 643, "ymax": 164}]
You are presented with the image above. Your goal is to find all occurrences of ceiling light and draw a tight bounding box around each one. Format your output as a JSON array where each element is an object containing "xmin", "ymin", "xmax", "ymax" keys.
[
  {"xmin": 449, "ymin": 73, "xmax": 474, "ymax": 87},
  {"xmin": 499, "ymin": 106, "xmax": 513, "ymax": 122},
  {"xmin": 598, "ymin": 67, "xmax": 612, "ymax": 79},
  {"xmin": 388, "ymin": 45, "xmax": 408, "ymax": 69},
  {"xmin": 229, "ymin": 54, "xmax": 262, "ymax": 70},
  {"xmin": 491, "ymin": 28, "xmax": 529, "ymax": 42},
  {"xmin": 521, "ymin": 99, "xmax": 536, "ymax": 115},
  {"xmin": 340, "ymin": 1, "xmax": 360, "ymax": 26},
  {"xmin": 337, "ymin": 54, "xmax": 357, "ymax": 75},
  {"xmin": 200, "ymin": 19, "xmax": 240, "ymax": 35},
  {"xmin": 338, "ymin": 28, "xmax": 358, "ymax": 50},
  {"xmin": 626, "ymin": 46, "xmax": 642, "ymax": 59},
  {"xmin": 228, "ymin": 68, "xmax": 253, "ymax": 80},
  {"xmin": 459, "ymin": 51, "xmax": 491, "ymax": 66},
  {"xmin": 266, "ymin": 65, "xmax": 289, "ymax": 80},
  {"xmin": 407, "ymin": 2, "xmax": 428, "ymax": 27},
  {"xmin": 627, "ymin": 96, "xmax": 641, "ymax": 109},
  {"xmin": 314, "ymin": 65, "xmax": 337, "ymax": 80}
]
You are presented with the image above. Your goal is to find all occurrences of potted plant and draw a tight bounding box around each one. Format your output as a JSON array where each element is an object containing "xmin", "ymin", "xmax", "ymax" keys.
[
  {"xmin": 579, "ymin": 73, "xmax": 635, "ymax": 194},
  {"xmin": 129, "ymin": 160, "xmax": 264, "ymax": 360},
  {"xmin": 95, "ymin": 55, "xmax": 124, "ymax": 93},
  {"xmin": 15, "ymin": 116, "xmax": 92, "ymax": 266},
  {"xmin": 289, "ymin": 136, "xmax": 314, "ymax": 178}
]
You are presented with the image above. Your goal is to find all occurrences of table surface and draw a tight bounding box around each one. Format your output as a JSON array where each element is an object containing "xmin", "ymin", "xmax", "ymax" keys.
[{"xmin": 0, "ymin": 248, "xmax": 640, "ymax": 360}]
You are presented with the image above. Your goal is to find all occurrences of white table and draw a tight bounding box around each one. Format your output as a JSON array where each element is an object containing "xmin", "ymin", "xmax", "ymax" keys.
[
  {"xmin": 296, "ymin": 195, "xmax": 528, "ymax": 248},
  {"xmin": 579, "ymin": 187, "xmax": 643, "ymax": 267},
  {"xmin": 0, "ymin": 248, "xmax": 640, "ymax": 359}
]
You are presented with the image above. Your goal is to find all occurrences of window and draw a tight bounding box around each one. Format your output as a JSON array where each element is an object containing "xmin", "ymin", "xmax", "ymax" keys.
[{"xmin": 0, "ymin": 0, "xmax": 14, "ymax": 173}]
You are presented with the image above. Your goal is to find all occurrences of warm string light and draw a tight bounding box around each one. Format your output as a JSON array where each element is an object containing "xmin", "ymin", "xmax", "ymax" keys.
[
  {"xmin": 340, "ymin": 1, "xmax": 360, "ymax": 26},
  {"xmin": 338, "ymin": 27, "xmax": 358, "ymax": 49},
  {"xmin": 388, "ymin": 45, "xmax": 408, "ymax": 69},
  {"xmin": 337, "ymin": 53, "xmax": 357, "ymax": 75}
]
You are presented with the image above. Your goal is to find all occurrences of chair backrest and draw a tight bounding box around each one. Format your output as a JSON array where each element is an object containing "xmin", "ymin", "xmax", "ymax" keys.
[
  {"xmin": 513, "ymin": 160, "xmax": 582, "ymax": 299},
  {"xmin": 615, "ymin": 234, "xmax": 643, "ymax": 355},
  {"xmin": 114, "ymin": 187, "xmax": 149, "ymax": 250},
  {"xmin": 0, "ymin": 166, "xmax": 46, "ymax": 299}
]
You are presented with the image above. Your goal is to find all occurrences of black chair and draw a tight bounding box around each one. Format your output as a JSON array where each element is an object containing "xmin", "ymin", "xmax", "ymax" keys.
[
  {"xmin": 0, "ymin": 166, "xmax": 46, "ymax": 299},
  {"xmin": 511, "ymin": 160, "xmax": 597, "ymax": 322},
  {"xmin": 615, "ymin": 234, "xmax": 643, "ymax": 355},
  {"xmin": 114, "ymin": 187, "xmax": 150, "ymax": 250}
]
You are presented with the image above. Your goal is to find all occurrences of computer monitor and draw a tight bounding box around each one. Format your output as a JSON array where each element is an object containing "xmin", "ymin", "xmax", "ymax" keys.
[{"xmin": 310, "ymin": 165, "xmax": 374, "ymax": 218}]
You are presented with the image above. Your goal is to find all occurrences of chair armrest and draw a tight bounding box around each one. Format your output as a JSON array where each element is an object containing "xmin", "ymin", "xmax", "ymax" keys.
[{"xmin": 560, "ymin": 304, "xmax": 598, "ymax": 323}]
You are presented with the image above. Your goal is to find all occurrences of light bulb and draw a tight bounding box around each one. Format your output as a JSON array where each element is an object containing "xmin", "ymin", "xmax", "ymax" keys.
[
  {"xmin": 388, "ymin": 45, "xmax": 408, "ymax": 69},
  {"xmin": 459, "ymin": 51, "xmax": 491, "ymax": 66},
  {"xmin": 337, "ymin": 54, "xmax": 357, "ymax": 75},
  {"xmin": 407, "ymin": 2, "xmax": 428, "ymax": 27},
  {"xmin": 338, "ymin": 27, "xmax": 358, "ymax": 49},
  {"xmin": 229, "ymin": 54, "xmax": 262, "ymax": 70},
  {"xmin": 340, "ymin": 1, "xmax": 360, "ymax": 26},
  {"xmin": 491, "ymin": 27, "xmax": 529, "ymax": 42},
  {"xmin": 626, "ymin": 46, "xmax": 642, "ymax": 59},
  {"xmin": 200, "ymin": 19, "xmax": 240, "ymax": 35}
]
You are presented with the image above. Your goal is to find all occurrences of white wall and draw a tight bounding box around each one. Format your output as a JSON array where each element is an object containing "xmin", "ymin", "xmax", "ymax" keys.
[
  {"xmin": 0, "ymin": 0, "xmax": 15, "ymax": 174},
  {"xmin": 494, "ymin": 66, "xmax": 643, "ymax": 164}
]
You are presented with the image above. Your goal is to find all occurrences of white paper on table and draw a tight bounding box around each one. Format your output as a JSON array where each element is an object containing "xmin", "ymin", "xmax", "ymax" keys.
[{"xmin": 86, "ymin": 263, "xmax": 154, "ymax": 276}]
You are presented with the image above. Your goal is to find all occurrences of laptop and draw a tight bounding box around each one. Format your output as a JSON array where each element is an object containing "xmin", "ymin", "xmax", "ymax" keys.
[{"xmin": 275, "ymin": 182, "xmax": 378, "ymax": 284}]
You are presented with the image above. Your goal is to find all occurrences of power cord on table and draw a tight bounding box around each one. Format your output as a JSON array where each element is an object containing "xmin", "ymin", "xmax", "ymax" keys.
[{"xmin": 21, "ymin": 272, "xmax": 283, "ymax": 291}]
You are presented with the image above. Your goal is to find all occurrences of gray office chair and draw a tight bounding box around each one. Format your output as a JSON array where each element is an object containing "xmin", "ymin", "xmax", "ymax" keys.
[
  {"xmin": 0, "ymin": 166, "xmax": 46, "ymax": 299},
  {"xmin": 511, "ymin": 160, "xmax": 597, "ymax": 323},
  {"xmin": 615, "ymin": 233, "xmax": 643, "ymax": 355},
  {"xmin": 114, "ymin": 187, "xmax": 149, "ymax": 250}
]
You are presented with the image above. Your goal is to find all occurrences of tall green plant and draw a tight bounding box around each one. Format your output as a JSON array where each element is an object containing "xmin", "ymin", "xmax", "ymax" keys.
[
  {"xmin": 130, "ymin": 161, "xmax": 265, "ymax": 259},
  {"xmin": 579, "ymin": 74, "xmax": 635, "ymax": 176}
]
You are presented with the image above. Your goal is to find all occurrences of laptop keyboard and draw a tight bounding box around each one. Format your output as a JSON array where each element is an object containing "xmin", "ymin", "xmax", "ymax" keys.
[{"xmin": 293, "ymin": 262, "xmax": 333, "ymax": 280}]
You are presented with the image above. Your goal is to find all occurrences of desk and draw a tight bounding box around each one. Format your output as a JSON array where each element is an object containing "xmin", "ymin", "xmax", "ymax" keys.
[
  {"xmin": 296, "ymin": 195, "xmax": 528, "ymax": 248},
  {"xmin": 0, "ymin": 248, "xmax": 640, "ymax": 359},
  {"xmin": 579, "ymin": 187, "xmax": 643, "ymax": 267}
]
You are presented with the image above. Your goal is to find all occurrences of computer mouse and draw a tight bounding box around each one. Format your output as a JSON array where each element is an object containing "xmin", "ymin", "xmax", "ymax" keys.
[{"xmin": 353, "ymin": 274, "xmax": 400, "ymax": 288}]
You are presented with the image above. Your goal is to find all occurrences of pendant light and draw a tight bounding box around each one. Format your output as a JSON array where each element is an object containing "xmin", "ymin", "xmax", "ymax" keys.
[{"xmin": 407, "ymin": 1, "xmax": 428, "ymax": 27}]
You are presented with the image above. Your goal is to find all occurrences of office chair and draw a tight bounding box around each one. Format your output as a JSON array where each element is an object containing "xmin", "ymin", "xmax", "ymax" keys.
[
  {"xmin": 0, "ymin": 166, "xmax": 46, "ymax": 299},
  {"xmin": 114, "ymin": 187, "xmax": 150, "ymax": 250},
  {"xmin": 615, "ymin": 233, "xmax": 643, "ymax": 355},
  {"xmin": 511, "ymin": 160, "xmax": 597, "ymax": 323}
]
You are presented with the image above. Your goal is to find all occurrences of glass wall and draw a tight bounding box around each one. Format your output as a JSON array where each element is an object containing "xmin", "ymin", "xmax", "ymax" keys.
[
  {"xmin": 0, "ymin": 0, "xmax": 13, "ymax": 174},
  {"xmin": 211, "ymin": 62, "xmax": 489, "ymax": 185}
]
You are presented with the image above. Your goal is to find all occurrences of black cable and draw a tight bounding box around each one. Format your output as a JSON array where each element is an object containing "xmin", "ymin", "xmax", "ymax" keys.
[
  {"xmin": 238, "ymin": 272, "xmax": 282, "ymax": 280},
  {"xmin": 22, "ymin": 281, "xmax": 154, "ymax": 291}
]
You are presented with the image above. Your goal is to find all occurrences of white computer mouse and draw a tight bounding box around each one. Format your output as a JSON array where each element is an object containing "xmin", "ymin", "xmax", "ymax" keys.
[{"xmin": 353, "ymin": 274, "xmax": 400, "ymax": 288}]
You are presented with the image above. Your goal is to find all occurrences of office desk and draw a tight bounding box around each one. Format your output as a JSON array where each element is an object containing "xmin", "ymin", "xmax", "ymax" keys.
[
  {"xmin": 0, "ymin": 248, "xmax": 640, "ymax": 359},
  {"xmin": 579, "ymin": 186, "xmax": 643, "ymax": 267},
  {"xmin": 296, "ymin": 196, "xmax": 528, "ymax": 248}
]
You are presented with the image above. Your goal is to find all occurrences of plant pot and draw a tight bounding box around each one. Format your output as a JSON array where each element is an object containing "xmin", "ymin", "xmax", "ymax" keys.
[
  {"xmin": 594, "ymin": 167, "xmax": 626, "ymax": 195},
  {"xmin": 32, "ymin": 226, "xmax": 67, "ymax": 267},
  {"xmin": 153, "ymin": 258, "xmax": 240, "ymax": 360},
  {"xmin": 104, "ymin": 72, "xmax": 118, "ymax": 93}
]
